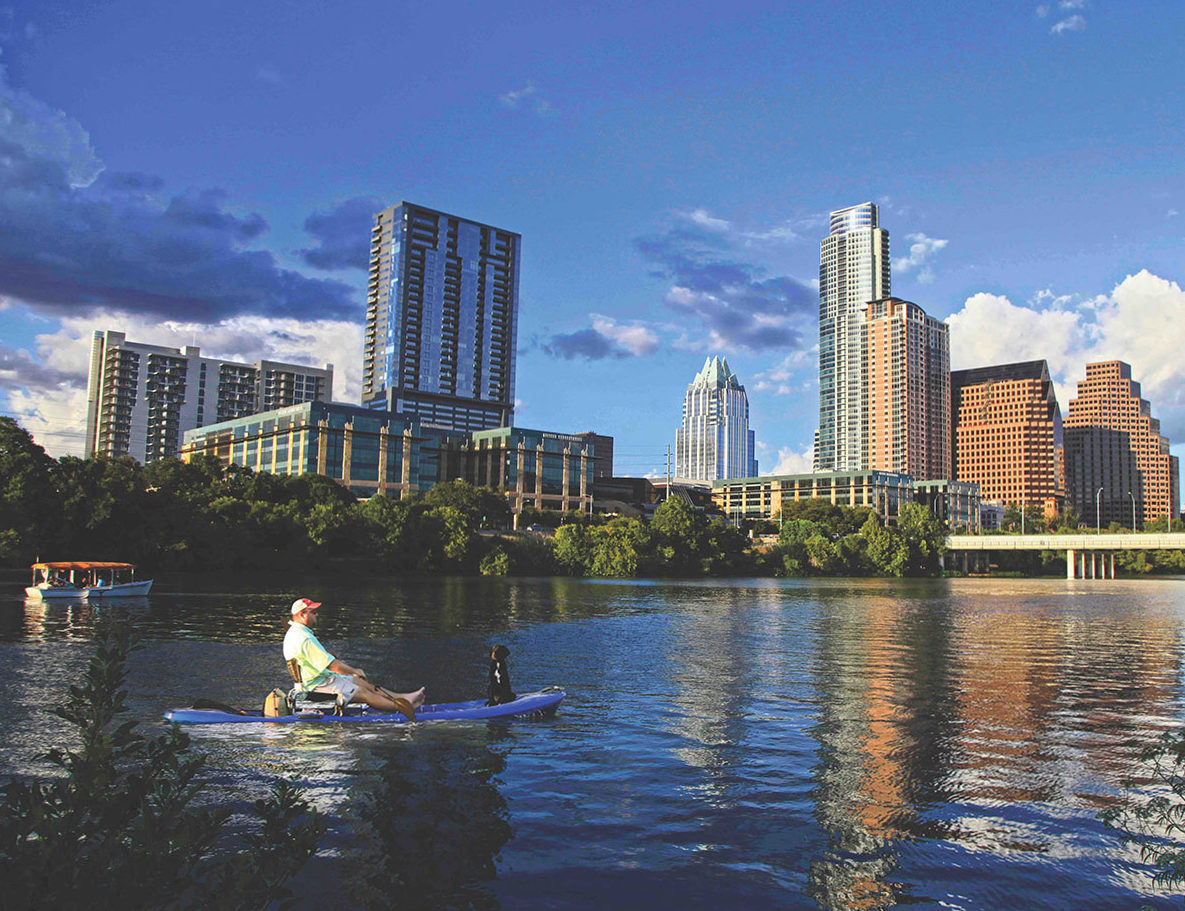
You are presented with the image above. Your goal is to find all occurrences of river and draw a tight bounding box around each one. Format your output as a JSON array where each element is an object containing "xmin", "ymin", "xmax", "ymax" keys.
[{"xmin": 1, "ymin": 574, "xmax": 1183, "ymax": 910}]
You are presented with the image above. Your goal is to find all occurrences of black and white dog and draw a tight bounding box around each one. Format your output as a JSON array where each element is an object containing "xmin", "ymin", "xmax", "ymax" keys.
[{"xmin": 486, "ymin": 644, "xmax": 516, "ymax": 706}]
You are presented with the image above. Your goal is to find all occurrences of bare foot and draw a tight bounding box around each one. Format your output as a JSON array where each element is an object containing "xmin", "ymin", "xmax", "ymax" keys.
[{"xmin": 405, "ymin": 687, "xmax": 426, "ymax": 709}]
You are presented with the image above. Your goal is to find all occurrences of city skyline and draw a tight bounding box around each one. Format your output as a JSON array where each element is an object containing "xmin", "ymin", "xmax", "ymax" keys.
[{"xmin": 1, "ymin": 2, "xmax": 1183, "ymax": 487}]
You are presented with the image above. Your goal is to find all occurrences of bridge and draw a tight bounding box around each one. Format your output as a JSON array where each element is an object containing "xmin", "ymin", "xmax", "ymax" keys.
[{"xmin": 944, "ymin": 533, "xmax": 1185, "ymax": 579}]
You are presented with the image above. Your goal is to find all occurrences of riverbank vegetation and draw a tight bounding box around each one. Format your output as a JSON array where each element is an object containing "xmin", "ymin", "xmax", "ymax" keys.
[
  {"xmin": 0, "ymin": 619, "xmax": 323, "ymax": 909},
  {"xmin": 3, "ymin": 417, "xmax": 1181, "ymax": 578}
]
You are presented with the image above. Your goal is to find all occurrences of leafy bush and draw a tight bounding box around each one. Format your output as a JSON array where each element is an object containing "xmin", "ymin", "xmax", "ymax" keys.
[
  {"xmin": 0, "ymin": 620, "xmax": 323, "ymax": 911},
  {"xmin": 1102, "ymin": 728, "xmax": 1185, "ymax": 896}
]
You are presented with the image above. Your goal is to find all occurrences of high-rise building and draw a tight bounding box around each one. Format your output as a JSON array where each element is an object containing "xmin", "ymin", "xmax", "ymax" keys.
[
  {"xmin": 1064, "ymin": 361, "xmax": 1180, "ymax": 528},
  {"xmin": 950, "ymin": 360, "xmax": 1064, "ymax": 515},
  {"xmin": 363, "ymin": 202, "xmax": 520, "ymax": 432},
  {"xmin": 85, "ymin": 330, "xmax": 332, "ymax": 463},
  {"xmin": 863, "ymin": 297, "xmax": 950, "ymax": 480},
  {"xmin": 816, "ymin": 202, "xmax": 891, "ymax": 472},
  {"xmin": 675, "ymin": 356, "xmax": 758, "ymax": 481}
]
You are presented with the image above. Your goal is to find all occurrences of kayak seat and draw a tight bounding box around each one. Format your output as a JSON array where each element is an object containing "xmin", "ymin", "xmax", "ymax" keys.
[{"xmin": 285, "ymin": 657, "xmax": 346, "ymax": 715}]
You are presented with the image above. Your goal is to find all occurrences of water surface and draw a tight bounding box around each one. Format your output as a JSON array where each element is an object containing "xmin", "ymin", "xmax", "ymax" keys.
[{"xmin": 1, "ymin": 574, "xmax": 1182, "ymax": 910}]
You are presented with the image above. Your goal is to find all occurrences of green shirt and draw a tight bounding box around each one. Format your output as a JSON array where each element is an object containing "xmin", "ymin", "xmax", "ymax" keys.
[{"xmin": 283, "ymin": 621, "xmax": 335, "ymax": 688}]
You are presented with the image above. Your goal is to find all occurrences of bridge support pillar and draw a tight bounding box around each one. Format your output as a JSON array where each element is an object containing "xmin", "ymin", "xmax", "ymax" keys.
[{"xmin": 1066, "ymin": 549, "xmax": 1076, "ymax": 579}]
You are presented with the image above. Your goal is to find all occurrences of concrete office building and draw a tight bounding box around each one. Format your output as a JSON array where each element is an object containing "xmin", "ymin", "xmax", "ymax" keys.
[
  {"xmin": 675, "ymin": 356, "xmax": 758, "ymax": 481},
  {"xmin": 713, "ymin": 470, "xmax": 915, "ymax": 525},
  {"xmin": 863, "ymin": 297, "xmax": 951, "ymax": 480},
  {"xmin": 816, "ymin": 202, "xmax": 891, "ymax": 472},
  {"xmin": 363, "ymin": 202, "xmax": 520, "ymax": 432},
  {"xmin": 439, "ymin": 427, "xmax": 597, "ymax": 517},
  {"xmin": 1064, "ymin": 360, "xmax": 1180, "ymax": 528},
  {"xmin": 951, "ymin": 360, "xmax": 1064, "ymax": 516},
  {"xmin": 85, "ymin": 330, "xmax": 332, "ymax": 463}
]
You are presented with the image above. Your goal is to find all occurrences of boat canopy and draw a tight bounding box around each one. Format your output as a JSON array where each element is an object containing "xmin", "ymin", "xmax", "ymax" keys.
[{"xmin": 31, "ymin": 562, "xmax": 137, "ymax": 571}]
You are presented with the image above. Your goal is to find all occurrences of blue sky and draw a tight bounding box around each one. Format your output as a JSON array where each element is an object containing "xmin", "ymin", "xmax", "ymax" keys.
[{"xmin": 1, "ymin": 1, "xmax": 1183, "ymax": 480}]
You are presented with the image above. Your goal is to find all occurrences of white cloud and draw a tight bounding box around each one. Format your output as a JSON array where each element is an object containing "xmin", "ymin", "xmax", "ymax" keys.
[
  {"xmin": 766, "ymin": 444, "xmax": 814, "ymax": 476},
  {"xmin": 1059, "ymin": 0, "xmax": 1087, "ymax": 9},
  {"xmin": 893, "ymin": 232, "xmax": 948, "ymax": 283},
  {"xmin": 1050, "ymin": 14, "xmax": 1087, "ymax": 34},
  {"xmin": 498, "ymin": 82, "xmax": 553, "ymax": 115},
  {"xmin": 591, "ymin": 315, "xmax": 660, "ymax": 357}
]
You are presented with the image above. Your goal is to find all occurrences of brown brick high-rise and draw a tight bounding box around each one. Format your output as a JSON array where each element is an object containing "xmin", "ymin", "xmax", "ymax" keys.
[
  {"xmin": 1064, "ymin": 361, "xmax": 1179, "ymax": 529},
  {"xmin": 951, "ymin": 360, "xmax": 1064, "ymax": 516}
]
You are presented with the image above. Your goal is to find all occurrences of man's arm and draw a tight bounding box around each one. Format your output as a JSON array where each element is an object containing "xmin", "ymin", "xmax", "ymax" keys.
[{"xmin": 328, "ymin": 658, "xmax": 367, "ymax": 679}]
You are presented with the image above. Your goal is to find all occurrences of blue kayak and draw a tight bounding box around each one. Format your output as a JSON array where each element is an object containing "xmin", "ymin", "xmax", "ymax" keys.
[{"xmin": 165, "ymin": 688, "xmax": 565, "ymax": 725}]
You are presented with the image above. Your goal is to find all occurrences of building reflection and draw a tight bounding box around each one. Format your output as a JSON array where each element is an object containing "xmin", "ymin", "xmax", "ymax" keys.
[{"xmin": 807, "ymin": 583, "xmax": 1182, "ymax": 909}]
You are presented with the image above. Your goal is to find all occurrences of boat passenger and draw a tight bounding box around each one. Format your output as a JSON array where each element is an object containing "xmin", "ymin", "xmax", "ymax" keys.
[{"xmin": 283, "ymin": 597, "xmax": 425, "ymax": 718}]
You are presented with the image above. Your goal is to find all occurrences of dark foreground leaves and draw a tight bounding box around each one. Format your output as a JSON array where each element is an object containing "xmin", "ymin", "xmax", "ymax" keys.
[{"xmin": 0, "ymin": 619, "xmax": 324, "ymax": 911}]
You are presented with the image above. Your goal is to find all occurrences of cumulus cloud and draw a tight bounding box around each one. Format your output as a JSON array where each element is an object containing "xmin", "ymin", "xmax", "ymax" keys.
[
  {"xmin": 946, "ymin": 270, "xmax": 1185, "ymax": 441},
  {"xmin": 544, "ymin": 315, "xmax": 659, "ymax": 360},
  {"xmin": 0, "ymin": 62, "xmax": 357, "ymax": 322},
  {"xmin": 893, "ymin": 232, "xmax": 948, "ymax": 284},
  {"xmin": 766, "ymin": 444, "xmax": 814, "ymax": 476},
  {"xmin": 300, "ymin": 195, "xmax": 385, "ymax": 271},
  {"xmin": 634, "ymin": 210, "xmax": 815, "ymax": 353},
  {"xmin": 1, "ymin": 308, "xmax": 363, "ymax": 457}
]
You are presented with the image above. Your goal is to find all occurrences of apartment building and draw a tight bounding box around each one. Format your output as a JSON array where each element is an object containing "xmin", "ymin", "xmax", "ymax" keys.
[
  {"xmin": 863, "ymin": 297, "xmax": 950, "ymax": 481},
  {"xmin": 84, "ymin": 330, "xmax": 332, "ymax": 463}
]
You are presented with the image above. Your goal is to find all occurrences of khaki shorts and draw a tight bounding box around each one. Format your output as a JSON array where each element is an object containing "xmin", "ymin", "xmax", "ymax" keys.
[{"xmin": 312, "ymin": 673, "xmax": 359, "ymax": 702}]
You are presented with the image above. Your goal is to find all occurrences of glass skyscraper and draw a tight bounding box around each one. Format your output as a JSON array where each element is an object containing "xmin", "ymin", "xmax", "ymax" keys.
[
  {"xmin": 363, "ymin": 202, "xmax": 519, "ymax": 432},
  {"xmin": 815, "ymin": 202, "xmax": 890, "ymax": 472},
  {"xmin": 675, "ymin": 356, "xmax": 758, "ymax": 481}
]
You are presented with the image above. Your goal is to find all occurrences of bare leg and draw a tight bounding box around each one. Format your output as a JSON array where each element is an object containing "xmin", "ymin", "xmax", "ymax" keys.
[{"xmin": 349, "ymin": 679, "xmax": 424, "ymax": 719}]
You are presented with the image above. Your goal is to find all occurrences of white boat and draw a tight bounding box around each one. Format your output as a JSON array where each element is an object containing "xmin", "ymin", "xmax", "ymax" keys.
[{"xmin": 25, "ymin": 562, "xmax": 154, "ymax": 600}]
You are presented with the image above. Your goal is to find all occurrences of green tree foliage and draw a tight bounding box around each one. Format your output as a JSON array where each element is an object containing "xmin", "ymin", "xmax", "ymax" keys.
[
  {"xmin": 0, "ymin": 620, "xmax": 322, "ymax": 910},
  {"xmin": 0, "ymin": 417, "xmax": 62, "ymax": 562}
]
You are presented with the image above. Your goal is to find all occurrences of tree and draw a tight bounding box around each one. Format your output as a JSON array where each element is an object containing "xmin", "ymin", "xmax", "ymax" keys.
[
  {"xmin": 0, "ymin": 620, "xmax": 323, "ymax": 910},
  {"xmin": 0, "ymin": 417, "xmax": 62, "ymax": 562},
  {"xmin": 1102, "ymin": 728, "xmax": 1185, "ymax": 893},
  {"xmin": 896, "ymin": 503, "xmax": 947, "ymax": 576}
]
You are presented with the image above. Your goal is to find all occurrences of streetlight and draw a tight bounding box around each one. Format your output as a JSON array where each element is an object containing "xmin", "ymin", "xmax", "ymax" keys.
[
  {"xmin": 1128, "ymin": 490, "xmax": 1136, "ymax": 532},
  {"xmin": 1096, "ymin": 487, "xmax": 1104, "ymax": 535}
]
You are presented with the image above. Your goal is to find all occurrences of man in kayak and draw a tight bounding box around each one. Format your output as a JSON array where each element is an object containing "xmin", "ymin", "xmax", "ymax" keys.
[{"xmin": 284, "ymin": 597, "xmax": 425, "ymax": 719}]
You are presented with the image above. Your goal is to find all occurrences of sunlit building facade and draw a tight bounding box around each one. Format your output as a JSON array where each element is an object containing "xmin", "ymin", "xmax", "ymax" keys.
[
  {"xmin": 675, "ymin": 356, "xmax": 758, "ymax": 481},
  {"xmin": 363, "ymin": 202, "xmax": 519, "ymax": 432},
  {"xmin": 816, "ymin": 202, "xmax": 891, "ymax": 472},
  {"xmin": 951, "ymin": 360, "xmax": 1064, "ymax": 516},
  {"xmin": 863, "ymin": 297, "xmax": 950, "ymax": 480},
  {"xmin": 1064, "ymin": 360, "xmax": 1179, "ymax": 528},
  {"xmin": 712, "ymin": 470, "xmax": 914, "ymax": 524}
]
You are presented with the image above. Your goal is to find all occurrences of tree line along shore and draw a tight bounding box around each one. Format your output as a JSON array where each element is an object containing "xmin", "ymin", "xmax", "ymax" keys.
[{"xmin": 3, "ymin": 417, "xmax": 1181, "ymax": 578}]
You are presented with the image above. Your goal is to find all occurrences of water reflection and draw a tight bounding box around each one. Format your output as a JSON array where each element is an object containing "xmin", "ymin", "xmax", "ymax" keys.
[
  {"xmin": 2, "ymin": 575, "xmax": 1183, "ymax": 909},
  {"xmin": 343, "ymin": 727, "xmax": 513, "ymax": 911}
]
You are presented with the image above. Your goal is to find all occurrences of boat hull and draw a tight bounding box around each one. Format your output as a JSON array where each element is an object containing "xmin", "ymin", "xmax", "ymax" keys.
[
  {"xmin": 164, "ymin": 688, "xmax": 565, "ymax": 725},
  {"xmin": 25, "ymin": 580, "xmax": 154, "ymax": 600}
]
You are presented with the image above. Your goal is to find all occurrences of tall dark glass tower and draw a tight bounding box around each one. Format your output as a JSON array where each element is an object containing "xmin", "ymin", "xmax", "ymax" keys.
[{"xmin": 363, "ymin": 202, "xmax": 519, "ymax": 431}]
